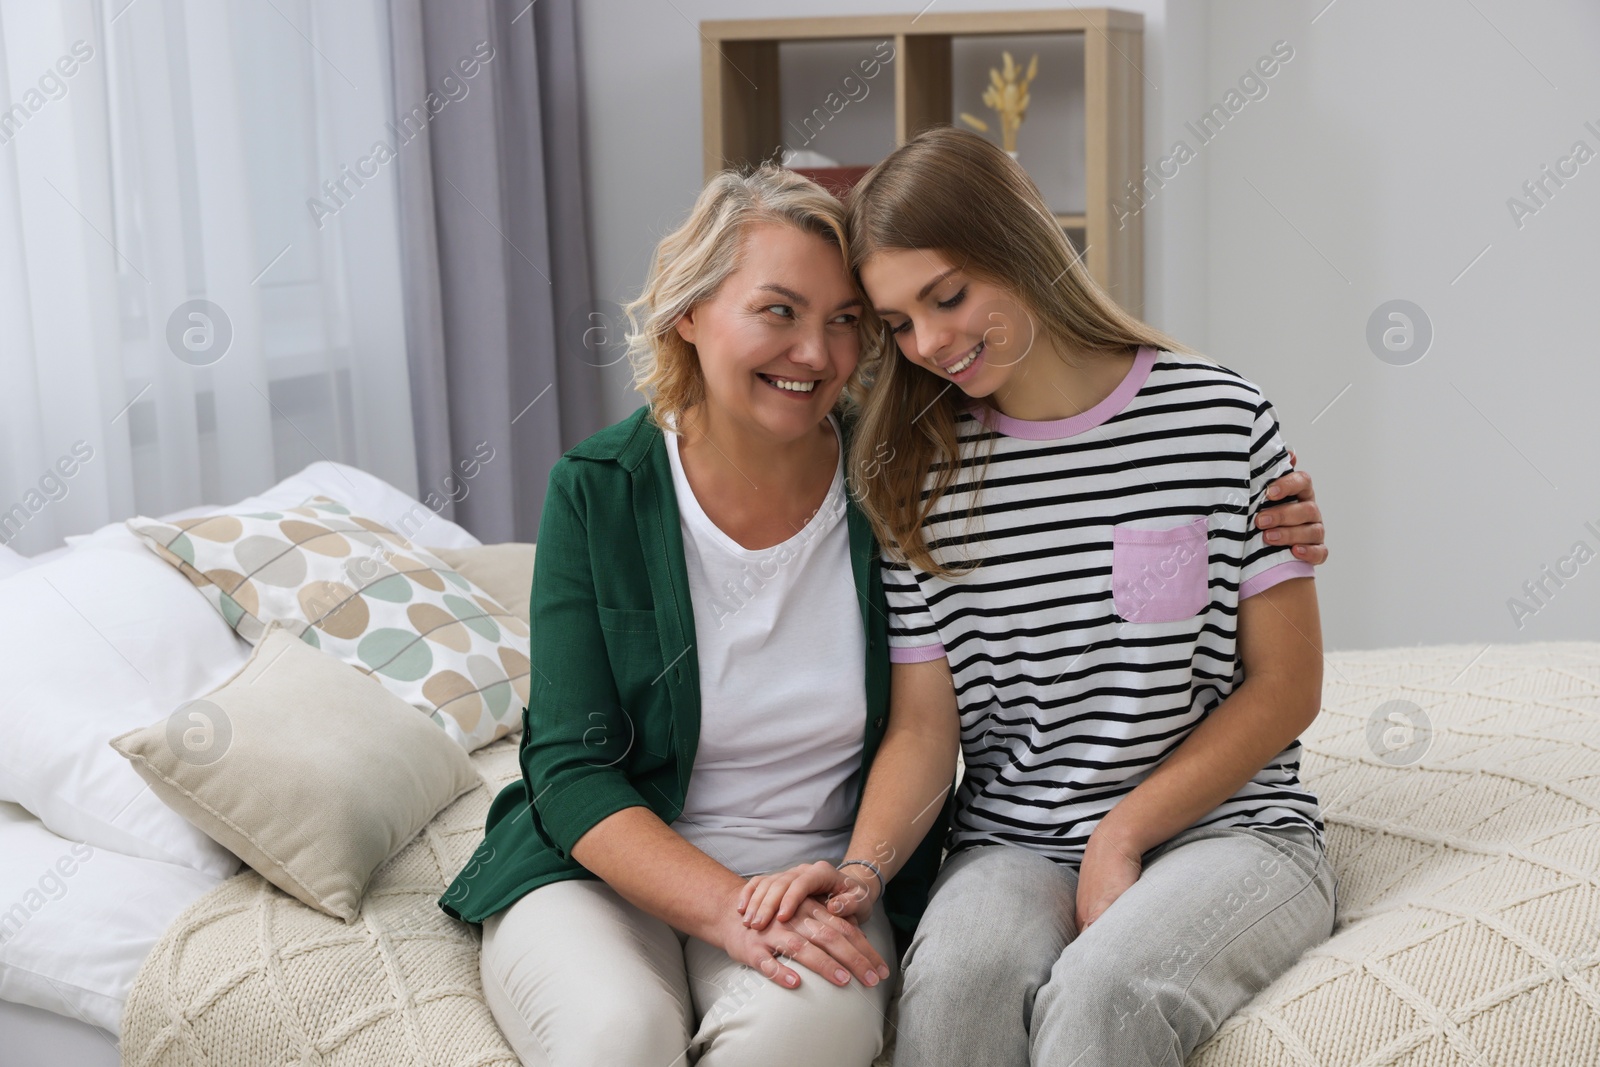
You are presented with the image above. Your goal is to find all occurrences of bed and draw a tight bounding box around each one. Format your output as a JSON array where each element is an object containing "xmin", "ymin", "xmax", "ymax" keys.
[
  {"xmin": 3, "ymin": 464, "xmax": 1597, "ymax": 1066},
  {"xmin": 0, "ymin": 461, "xmax": 491, "ymax": 1066},
  {"xmin": 0, "ymin": 796, "xmax": 177, "ymax": 1067}
]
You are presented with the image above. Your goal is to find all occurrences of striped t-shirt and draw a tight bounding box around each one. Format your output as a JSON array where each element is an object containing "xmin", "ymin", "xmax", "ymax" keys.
[{"xmin": 884, "ymin": 346, "xmax": 1324, "ymax": 863}]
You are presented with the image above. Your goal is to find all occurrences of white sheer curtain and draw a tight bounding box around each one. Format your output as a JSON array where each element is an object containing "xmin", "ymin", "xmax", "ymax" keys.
[{"xmin": 0, "ymin": 0, "xmax": 416, "ymax": 557}]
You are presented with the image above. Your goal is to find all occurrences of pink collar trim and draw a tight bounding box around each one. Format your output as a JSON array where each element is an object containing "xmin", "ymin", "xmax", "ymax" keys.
[{"xmin": 969, "ymin": 346, "xmax": 1157, "ymax": 440}]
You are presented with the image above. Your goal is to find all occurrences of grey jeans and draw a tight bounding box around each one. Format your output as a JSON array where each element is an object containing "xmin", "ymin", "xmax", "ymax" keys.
[{"xmin": 891, "ymin": 823, "xmax": 1337, "ymax": 1067}]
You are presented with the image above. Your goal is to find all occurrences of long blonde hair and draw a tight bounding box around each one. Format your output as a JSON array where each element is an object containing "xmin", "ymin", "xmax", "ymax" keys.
[
  {"xmin": 624, "ymin": 164, "xmax": 865, "ymax": 430},
  {"xmin": 845, "ymin": 126, "xmax": 1190, "ymax": 577}
]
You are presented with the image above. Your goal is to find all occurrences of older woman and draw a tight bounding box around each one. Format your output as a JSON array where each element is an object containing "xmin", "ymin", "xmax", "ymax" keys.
[{"xmin": 438, "ymin": 165, "xmax": 1329, "ymax": 1066}]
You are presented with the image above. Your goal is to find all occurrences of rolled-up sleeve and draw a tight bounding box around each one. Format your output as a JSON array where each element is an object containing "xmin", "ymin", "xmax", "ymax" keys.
[
  {"xmin": 1240, "ymin": 397, "xmax": 1315, "ymax": 599},
  {"xmin": 883, "ymin": 550, "xmax": 945, "ymax": 663}
]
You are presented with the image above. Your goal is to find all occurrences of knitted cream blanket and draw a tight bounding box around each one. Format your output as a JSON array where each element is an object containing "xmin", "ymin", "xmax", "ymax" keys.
[{"xmin": 120, "ymin": 642, "xmax": 1600, "ymax": 1066}]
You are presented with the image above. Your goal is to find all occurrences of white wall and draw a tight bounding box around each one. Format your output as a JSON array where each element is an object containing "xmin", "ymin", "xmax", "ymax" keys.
[
  {"xmin": 571, "ymin": 0, "xmax": 1600, "ymax": 651},
  {"xmin": 1197, "ymin": 0, "xmax": 1600, "ymax": 650}
]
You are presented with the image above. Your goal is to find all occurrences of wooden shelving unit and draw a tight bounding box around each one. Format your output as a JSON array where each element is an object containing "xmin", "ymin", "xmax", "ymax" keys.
[{"xmin": 701, "ymin": 9, "xmax": 1144, "ymax": 316}]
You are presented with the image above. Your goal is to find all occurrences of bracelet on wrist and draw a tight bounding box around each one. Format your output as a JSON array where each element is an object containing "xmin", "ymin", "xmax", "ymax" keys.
[{"xmin": 836, "ymin": 858, "xmax": 885, "ymax": 896}]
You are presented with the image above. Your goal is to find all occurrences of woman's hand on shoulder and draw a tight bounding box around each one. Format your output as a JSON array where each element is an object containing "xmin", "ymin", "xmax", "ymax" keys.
[{"xmin": 1257, "ymin": 452, "xmax": 1327, "ymax": 564}]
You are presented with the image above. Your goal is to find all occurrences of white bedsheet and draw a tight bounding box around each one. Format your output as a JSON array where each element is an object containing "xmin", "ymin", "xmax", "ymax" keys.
[
  {"xmin": 0, "ymin": 543, "xmax": 31, "ymax": 579},
  {"xmin": 0, "ymin": 801, "xmax": 222, "ymax": 1035},
  {"xmin": 0, "ymin": 997, "xmax": 120, "ymax": 1067}
]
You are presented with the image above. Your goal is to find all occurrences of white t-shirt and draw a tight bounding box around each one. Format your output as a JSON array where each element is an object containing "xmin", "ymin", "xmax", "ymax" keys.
[{"xmin": 664, "ymin": 416, "xmax": 867, "ymax": 877}]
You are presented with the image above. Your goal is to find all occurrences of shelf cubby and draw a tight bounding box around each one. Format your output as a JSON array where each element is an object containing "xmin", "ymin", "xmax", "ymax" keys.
[{"xmin": 701, "ymin": 9, "xmax": 1145, "ymax": 315}]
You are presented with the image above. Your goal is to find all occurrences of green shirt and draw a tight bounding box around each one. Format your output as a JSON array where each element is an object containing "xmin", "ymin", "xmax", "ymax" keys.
[{"xmin": 438, "ymin": 406, "xmax": 951, "ymax": 944}]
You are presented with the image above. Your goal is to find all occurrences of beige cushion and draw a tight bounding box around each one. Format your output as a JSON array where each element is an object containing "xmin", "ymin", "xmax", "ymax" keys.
[
  {"xmin": 430, "ymin": 543, "xmax": 535, "ymax": 623},
  {"xmin": 125, "ymin": 495, "xmax": 531, "ymax": 751},
  {"xmin": 109, "ymin": 622, "xmax": 478, "ymax": 922}
]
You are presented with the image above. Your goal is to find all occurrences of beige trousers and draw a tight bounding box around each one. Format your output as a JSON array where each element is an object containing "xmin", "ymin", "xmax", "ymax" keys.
[{"xmin": 479, "ymin": 878, "xmax": 896, "ymax": 1066}]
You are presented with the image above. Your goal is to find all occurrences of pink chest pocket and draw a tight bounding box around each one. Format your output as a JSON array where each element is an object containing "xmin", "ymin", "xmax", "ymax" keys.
[{"xmin": 1110, "ymin": 517, "xmax": 1209, "ymax": 623}]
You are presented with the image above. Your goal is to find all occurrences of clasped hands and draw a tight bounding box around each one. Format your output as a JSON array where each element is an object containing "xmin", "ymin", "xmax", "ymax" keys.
[
  {"xmin": 719, "ymin": 860, "xmax": 885, "ymax": 991},
  {"xmin": 725, "ymin": 828, "xmax": 1149, "ymax": 991}
]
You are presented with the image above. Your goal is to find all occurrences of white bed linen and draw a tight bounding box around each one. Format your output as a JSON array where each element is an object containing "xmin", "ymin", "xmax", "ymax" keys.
[
  {"xmin": 0, "ymin": 543, "xmax": 30, "ymax": 579},
  {"xmin": 0, "ymin": 802, "xmax": 222, "ymax": 1035},
  {"xmin": 0, "ymin": 544, "xmax": 255, "ymax": 876},
  {"xmin": 0, "ymin": 993, "xmax": 121, "ymax": 1067},
  {"xmin": 0, "ymin": 460, "xmax": 482, "ymax": 1041}
]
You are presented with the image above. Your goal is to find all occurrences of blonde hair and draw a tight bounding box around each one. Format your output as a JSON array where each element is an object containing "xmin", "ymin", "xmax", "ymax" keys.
[
  {"xmin": 845, "ymin": 126, "xmax": 1192, "ymax": 577},
  {"xmin": 624, "ymin": 164, "xmax": 863, "ymax": 430}
]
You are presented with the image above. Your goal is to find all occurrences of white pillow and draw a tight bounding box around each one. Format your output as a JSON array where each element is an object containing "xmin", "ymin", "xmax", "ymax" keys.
[
  {"xmin": 0, "ymin": 801, "xmax": 222, "ymax": 1034},
  {"xmin": 0, "ymin": 546, "xmax": 248, "ymax": 877},
  {"xmin": 65, "ymin": 461, "xmax": 482, "ymax": 552}
]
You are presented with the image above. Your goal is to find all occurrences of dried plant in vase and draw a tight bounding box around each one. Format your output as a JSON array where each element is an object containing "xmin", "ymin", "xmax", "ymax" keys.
[{"xmin": 959, "ymin": 51, "xmax": 1039, "ymax": 156}]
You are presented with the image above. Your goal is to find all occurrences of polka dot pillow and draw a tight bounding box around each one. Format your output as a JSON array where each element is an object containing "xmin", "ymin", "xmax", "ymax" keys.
[{"xmin": 125, "ymin": 496, "xmax": 529, "ymax": 752}]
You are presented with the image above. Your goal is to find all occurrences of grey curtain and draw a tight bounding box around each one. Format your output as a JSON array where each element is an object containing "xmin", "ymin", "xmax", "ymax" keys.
[{"xmin": 389, "ymin": 0, "xmax": 603, "ymax": 543}]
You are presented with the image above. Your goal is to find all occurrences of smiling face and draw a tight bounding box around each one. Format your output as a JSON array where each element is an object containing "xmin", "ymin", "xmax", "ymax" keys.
[
  {"xmin": 859, "ymin": 248, "xmax": 1038, "ymax": 400},
  {"xmin": 674, "ymin": 221, "xmax": 862, "ymax": 442}
]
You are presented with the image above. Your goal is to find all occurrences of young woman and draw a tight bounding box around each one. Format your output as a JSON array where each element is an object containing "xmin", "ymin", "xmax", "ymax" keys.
[
  {"xmin": 440, "ymin": 158, "xmax": 1328, "ymax": 1066},
  {"xmin": 739, "ymin": 127, "xmax": 1337, "ymax": 1067}
]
